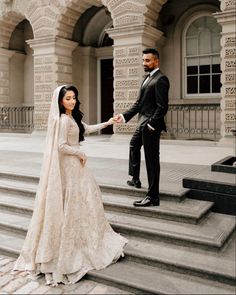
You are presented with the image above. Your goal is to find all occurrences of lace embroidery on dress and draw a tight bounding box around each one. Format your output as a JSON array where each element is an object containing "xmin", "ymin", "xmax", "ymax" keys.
[{"xmin": 13, "ymin": 85, "xmax": 128, "ymax": 285}]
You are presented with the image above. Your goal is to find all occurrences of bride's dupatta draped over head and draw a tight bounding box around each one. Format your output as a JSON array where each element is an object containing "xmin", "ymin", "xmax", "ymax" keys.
[
  {"xmin": 15, "ymin": 85, "xmax": 66, "ymax": 271},
  {"xmin": 14, "ymin": 84, "xmax": 128, "ymax": 285}
]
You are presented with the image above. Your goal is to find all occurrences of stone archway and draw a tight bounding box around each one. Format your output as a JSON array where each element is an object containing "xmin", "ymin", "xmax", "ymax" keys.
[
  {"xmin": 0, "ymin": 8, "xmax": 34, "ymax": 107},
  {"xmin": 55, "ymin": 0, "xmax": 103, "ymax": 39}
]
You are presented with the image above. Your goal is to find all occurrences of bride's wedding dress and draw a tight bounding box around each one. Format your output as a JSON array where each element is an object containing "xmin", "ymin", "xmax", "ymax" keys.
[{"xmin": 14, "ymin": 86, "xmax": 127, "ymax": 285}]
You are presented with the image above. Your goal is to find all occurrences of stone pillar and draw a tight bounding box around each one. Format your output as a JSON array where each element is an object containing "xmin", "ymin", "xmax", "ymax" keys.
[
  {"xmin": 214, "ymin": 1, "xmax": 236, "ymax": 144},
  {"xmin": 0, "ymin": 48, "xmax": 15, "ymax": 106},
  {"xmin": 27, "ymin": 37, "xmax": 78, "ymax": 130},
  {"xmin": 107, "ymin": 25, "xmax": 164, "ymax": 134}
]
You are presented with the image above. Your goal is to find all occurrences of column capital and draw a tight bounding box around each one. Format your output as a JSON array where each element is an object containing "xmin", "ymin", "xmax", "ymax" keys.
[
  {"xmin": 27, "ymin": 37, "xmax": 78, "ymax": 56},
  {"xmin": 107, "ymin": 24, "xmax": 165, "ymax": 47}
]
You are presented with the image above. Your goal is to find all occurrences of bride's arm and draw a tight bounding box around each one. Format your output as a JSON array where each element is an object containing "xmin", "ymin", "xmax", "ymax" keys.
[
  {"xmin": 58, "ymin": 115, "xmax": 85, "ymax": 158},
  {"xmin": 83, "ymin": 118, "xmax": 114, "ymax": 134}
]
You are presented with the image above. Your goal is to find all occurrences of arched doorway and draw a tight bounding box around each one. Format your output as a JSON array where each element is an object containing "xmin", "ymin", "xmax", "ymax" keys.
[{"xmin": 9, "ymin": 19, "xmax": 34, "ymax": 107}]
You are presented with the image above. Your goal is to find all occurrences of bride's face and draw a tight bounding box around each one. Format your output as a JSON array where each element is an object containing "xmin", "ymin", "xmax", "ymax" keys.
[{"xmin": 62, "ymin": 90, "xmax": 76, "ymax": 114}]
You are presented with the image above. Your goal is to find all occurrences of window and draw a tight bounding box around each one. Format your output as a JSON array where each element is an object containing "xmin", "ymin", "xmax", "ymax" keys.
[{"xmin": 185, "ymin": 16, "xmax": 221, "ymax": 96}]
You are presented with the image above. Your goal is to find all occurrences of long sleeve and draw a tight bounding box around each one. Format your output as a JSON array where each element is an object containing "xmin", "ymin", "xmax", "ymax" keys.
[
  {"xmin": 58, "ymin": 115, "xmax": 85, "ymax": 158},
  {"xmin": 148, "ymin": 76, "xmax": 169, "ymax": 127},
  {"xmin": 83, "ymin": 121, "xmax": 109, "ymax": 134},
  {"xmin": 122, "ymin": 98, "xmax": 141, "ymax": 123}
]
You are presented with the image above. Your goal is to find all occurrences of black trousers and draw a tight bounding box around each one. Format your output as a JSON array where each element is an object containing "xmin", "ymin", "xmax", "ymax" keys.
[{"xmin": 128, "ymin": 123, "xmax": 161, "ymax": 200}]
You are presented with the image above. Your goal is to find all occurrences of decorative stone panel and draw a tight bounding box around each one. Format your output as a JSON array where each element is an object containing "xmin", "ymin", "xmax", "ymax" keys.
[
  {"xmin": 225, "ymin": 73, "xmax": 236, "ymax": 82},
  {"xmin": 225, "ymin": 99, "xmax": 236, "ymax": 109},
  {"xmin": 215, "ymin": 1, "xmax": 236, "ymax": 139},
  {"xmin": 27, "ymin": 37, "xmax": 78, "ymax": 130}
]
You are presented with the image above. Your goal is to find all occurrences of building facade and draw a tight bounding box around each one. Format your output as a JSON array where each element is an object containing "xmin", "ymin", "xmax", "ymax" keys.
[{"xmin": 0, "ymin": 0, "xmax": 235, "ymax": 143}]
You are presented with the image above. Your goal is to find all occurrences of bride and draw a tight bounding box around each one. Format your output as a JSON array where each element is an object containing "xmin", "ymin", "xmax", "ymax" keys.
[{"xmin": 14, "ymin": 85, "xmax": 128, "ymax": 286}]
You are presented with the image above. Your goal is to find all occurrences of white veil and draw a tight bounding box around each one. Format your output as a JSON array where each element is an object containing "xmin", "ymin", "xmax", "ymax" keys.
[{"xmin": 15, "ymin": 85, "xmax": 66, "ymax": 269}]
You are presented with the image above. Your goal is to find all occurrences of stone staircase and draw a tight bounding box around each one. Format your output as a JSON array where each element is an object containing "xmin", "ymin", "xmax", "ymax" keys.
[{"xmin": 0, "ymin": 172, "xmax": 235, "ymax": 294}]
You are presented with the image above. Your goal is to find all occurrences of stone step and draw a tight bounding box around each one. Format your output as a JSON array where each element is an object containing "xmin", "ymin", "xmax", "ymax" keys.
[
  {"xmin": 103, "ymin": 193, "xmax": 213, "ymax": 224},
  {"xmin": 125, "ymin": 235, "xmax": 236, "ymax": 286},
  {"xmin": 0, "ymin": 172, "xmax": 185, "ymax": 201},
  {"xmin": 0, "ymin": 179, "xmax": 37, "ymax": 198},
  {"xmin": 0, "ymin": 230, "xmax": 22, "ymax": 257},
  {"xmin": 87, "ymin": 261, "xmax": 236, "ymax": 295},
  {"xmin": 0, "ymin": 231, "xmax": 234, "ymax": 295},
  {"xmin": 0, "ymin": 191, "xmax": 34, "ymax": 215},
  {"xmin": 0, "ymin": 203, "xmax": 235, "ymax": 251},
  {"xmin": 100, "ymin": 183, "xmax": 185, "ymax": 201},
  {"xmin": 108, "ymin": 211, "xmax": 236, "ymax": 250},
  {"xmin": 0, "ymin": 189, "xmax": 213, "ymax": 224},
  {"xmin": 0, "ymin": 172, "xmax": 39, "ymax": 184}
]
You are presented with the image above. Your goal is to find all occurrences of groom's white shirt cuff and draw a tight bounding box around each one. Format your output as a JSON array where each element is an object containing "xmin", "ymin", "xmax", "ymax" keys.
[{"xmin": 120, "ymin": 114, "xmax": 155, "ymax": 131}]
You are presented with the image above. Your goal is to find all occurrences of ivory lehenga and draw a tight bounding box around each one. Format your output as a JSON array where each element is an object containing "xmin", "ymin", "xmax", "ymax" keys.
[{"xmin": 14, "ymin": 86, "xmax": 128, "ymax": 285}]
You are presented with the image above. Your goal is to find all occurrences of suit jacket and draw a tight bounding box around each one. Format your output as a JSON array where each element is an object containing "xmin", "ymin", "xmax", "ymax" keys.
[{"xmin": 123, "ymin": 70, "xmax": 169, "ymax": 132}]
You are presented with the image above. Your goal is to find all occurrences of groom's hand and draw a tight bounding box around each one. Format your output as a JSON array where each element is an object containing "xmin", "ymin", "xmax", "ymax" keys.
[{"xmin": 113, "ymin": 114, "xmax": 124, "ymax": 123}]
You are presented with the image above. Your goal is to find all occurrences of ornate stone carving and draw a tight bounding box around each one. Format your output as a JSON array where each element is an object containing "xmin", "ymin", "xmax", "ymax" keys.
[
  {"xmin": 34, "ymin": 65, "xmax": 54, "ymax": 73},
  {"xmin": 115, "ymin": 101, "xmax": 133, "ymax": 108},
  {"xmin": 225, "ymin": 126, "xmax": 235, "ymax": 134},
  {"xmin": 115, "ymin": 57, "xmax": 139, "ymax": 66},
  {"xmin": 113, "ymin": 2, "xmax": 144, "ymax": 15},
  {"xmin": 114, "ymin": 91, "xmax": 126, "ymax": 100},
  {"xmin": 34, "ymin": 18, "xmax": 55, "ymax": 31},
  {"xmin": 128, "ymin": 67, "xmax": 139, "ymax": 76},
  {"xmin": 225, "ymin": 112, "xmax": 236, "ymax": 121},
  {"xmin": 114, "ymin": 48, "xmax": 127, "ymax": 57},
  {"xmin": 34, "ymin": 29, "xmax": 55, "ymax": 38},
  {"xmin": 225, "ymin": 73, "xmax": 236, "ymax": 82},
  {"xmin": 226, "ymin": 87, "xmax": 236, "ymax": 95},
  {"xmin": 128, "ymin": 90, "xmax": 138, "ymax": 100},
  {"xmin": 115, "ymin": 123, "xmax": 136, "ymax": 133},
  {"xmin": 115, "ymin": 15, "xmax": 142, "ymax": 27},
  {"xmin": 225, "ymin": 37, "xmax": 236, "ymax": 47},
  {"xmin": 225, "ymin": 99, "xmax": 236, "ymax": 108},
  {"xmin": 115, "ymin": 80, "xmax": 139, "ymax": 88},
  {"xmin": 225, "ymin": 0, "xmax": 236, "ymax": 9},
  {"xmin": 225, "ymin": 60, "xmax": 236, "ymax": 69},
  {"xmin": 115, "ymin": 68, "xmax": 126, "ymax": 77},
  {"xmin": 128, "ymin": 47, "xmax": 140, "ymax": 56},
  {"xmin": 225, "ymin": 48, "xmax": 236, "ymax": 57}
]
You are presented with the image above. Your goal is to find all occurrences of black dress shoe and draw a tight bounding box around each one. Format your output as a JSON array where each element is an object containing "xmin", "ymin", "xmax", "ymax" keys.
[
  {"xmin": 127, "ymin": 179, "xmax": 141, "ymax": 188},
  {"xmin": 133, "ymin": 196, "xmax": 160, "ymax": 207}
]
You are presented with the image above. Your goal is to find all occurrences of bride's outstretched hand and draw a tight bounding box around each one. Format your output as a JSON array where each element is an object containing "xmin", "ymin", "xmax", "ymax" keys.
[{"xmin": 107, "ymin": 117, "xmax": 115, "ymax": 125}]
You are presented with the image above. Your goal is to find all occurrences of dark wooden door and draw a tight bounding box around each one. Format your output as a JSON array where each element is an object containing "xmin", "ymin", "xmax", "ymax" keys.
[{"xmin": 101, "ymin": 59, "xmax": 113, "ymax": 134}]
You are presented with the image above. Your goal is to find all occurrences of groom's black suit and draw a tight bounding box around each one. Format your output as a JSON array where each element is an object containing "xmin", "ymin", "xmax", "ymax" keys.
[{"xmin": 123, "ymin": 69, "xmax": 169, "ymax": 201}]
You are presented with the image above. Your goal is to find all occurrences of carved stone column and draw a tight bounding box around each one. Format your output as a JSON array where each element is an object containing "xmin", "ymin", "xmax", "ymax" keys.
[
  {"xmin": 0, "ymin": 48, "xmax": 15, "ymax": 106},
  {"xmin": 214, "ymin": 1, "xmax": 236, "ymax": 144},
  {"xmin": 107, "ymin": 25, "xmax": 164, "ymax": 134},
  {"xmin": 27, "ymin": 37, "xmax": 78, "ymax": 130}
]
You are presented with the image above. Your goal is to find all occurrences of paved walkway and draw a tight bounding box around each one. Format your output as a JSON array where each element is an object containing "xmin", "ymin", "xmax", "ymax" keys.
[
  {"xmin": 0, "ymin": 132, "xmax": 235, "ymax": 194},
  {"xmin": 0, "ymin": 255, "xmax": 130, "ymax": 294}
]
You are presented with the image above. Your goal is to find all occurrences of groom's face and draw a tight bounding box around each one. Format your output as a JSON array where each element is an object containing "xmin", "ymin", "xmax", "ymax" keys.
[{"xmin": 143, "ymin": 53, "xmax": 159, "ymax": 72}]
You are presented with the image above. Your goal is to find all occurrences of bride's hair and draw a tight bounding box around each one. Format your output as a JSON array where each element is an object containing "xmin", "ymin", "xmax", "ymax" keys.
[{"xmin": 58, "ymin": 85, "xmax": 85, "ymax": 142}]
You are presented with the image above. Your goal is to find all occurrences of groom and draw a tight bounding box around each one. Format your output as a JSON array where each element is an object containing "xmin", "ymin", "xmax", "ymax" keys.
[{"xmin": 115, "ymin": 48, "xmax": 169, "ymax": 207}]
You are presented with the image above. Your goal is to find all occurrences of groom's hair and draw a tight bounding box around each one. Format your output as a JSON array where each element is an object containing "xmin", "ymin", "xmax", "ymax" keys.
[{"xmin": 143, "ymin": 48, "xmax": 160, "ymax": 59}]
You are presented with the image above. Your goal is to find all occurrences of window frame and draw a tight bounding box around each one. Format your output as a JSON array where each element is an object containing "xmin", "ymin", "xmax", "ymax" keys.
[{"xmin": 182, "ymin": 12, "xmax": 221, "ymax": 99}]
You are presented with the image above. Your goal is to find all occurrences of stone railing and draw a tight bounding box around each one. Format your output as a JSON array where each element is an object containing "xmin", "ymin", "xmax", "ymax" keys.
[
  {"xmin": 166, "ymin": 103, "xmax": 221, "ymax": 141},
  {"xmin": 0, "ymin": 106, "xmax": 34, "ymax": 132}
]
